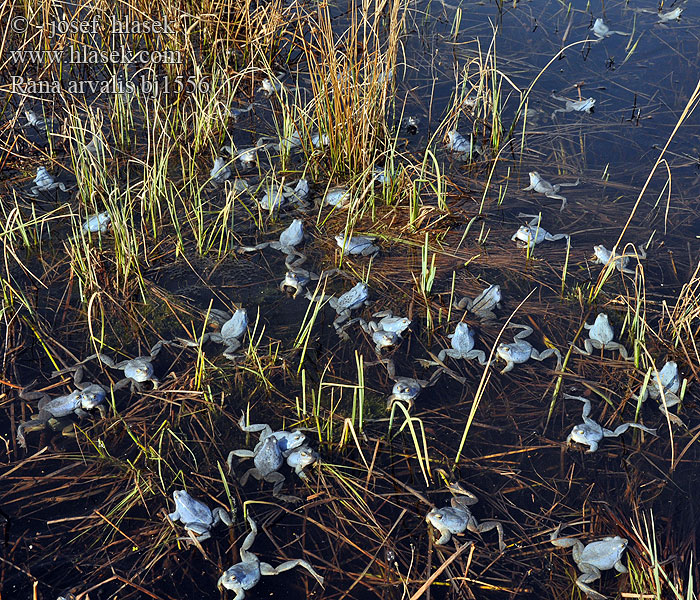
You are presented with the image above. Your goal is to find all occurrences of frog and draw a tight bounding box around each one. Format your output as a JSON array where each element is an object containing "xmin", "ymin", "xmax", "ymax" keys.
[
  {"xmin": 281, "ymin": 266, "xmax": 335, "ymax": 299},
  {"xmin": 167, "ymin": 489, "xmax": 234, "ymax": 543},
  {"xmin": 592, "ymin": 244, "xmax": 646, "ymax": 275},
  {"xmin": 496, "ymin": 324, "xmax": 562, "ymax": 374},
  {"xmin": 658, "ymin": 7, "xmax": 682, "ymax": 23},
  {"xmin": 210, "ymin": 156, "xmax": 232, "ymax": 183},
  {"xmin": 563, "ymin": 394, "xmax": 657, "ymax": 453},
  {"xmin": 176, "ymin": 308, "xmax": 248, "ymax": 360},
  {"xmin": 24, "ymin": 109, "xmax": 50, "ymax": 131},
  {"xmin": 59, "ymin": 340, "xmax": 170, "ymax": 392},
  {"xmin": 307, "ymin": 282, "xmax": 370, "ymax": 340},
  {"xmin": 276, "ymin": 131, "xmax": 303, "ymax": 153},
  {"xmin": 257, "ymin": 76, "xmax": 285, "ymax": 96},
  {"xmin": 280, "ymin": 268, "xmax": 313, "ymax": 298},
  {"xmin": 401, "ymin": 115, "xmax": 420, "ymax": 135},
  {"xmin": 590, "ymin": 18, "xmax": 629, "ymax": 39},
  {"xmin": 429, "ymin": 322, "xmax": 490, "ymax": 367},
  {"xmin": 82, "ymin": 211, "xmax": 111, "ymax": 234},
  {"xmin": 635, "ymin": 361, "xmax": 685, "ymax": 426},
  {"xmin": 237, "ymin": 413, "xmax": 307, "ymax": 456},
  {"xmin": 386, "ymin": 376, "xmax": 430, "ymax": 411},
  {"xmin": 445, "ymin": 130, "xmax": 483, "ymax": 160},
  {"xmin": 237, "ymin": 219, "xmax": 307, "ymax": 268},
  {"xmin": 511, "ymin": 214, "xmax": 569, "ymax": 250},
  {"xmin": 372, "ymin": 166, "xmax": 393, "ymax": 185},
  {"xmin": 522, "ymin": 171, "xmax": 580, "ymax": 211},
  {"xmin": 360, "ymin": 311, "xmax": 412, "ymax": 338},
  {"xmin": 257, "ymin": 179, "xmax": 310, "ymax": 212},
  {"xmin": 453, "ymin": 284, "xmax": 502, "ymax": 321},
  {"xmin": 228, "ymin": 435, "xmax": 301, "ymax": 503},
  {"xmin": 572, "ymin": 313, "xmax": 633, "ymax": 361},
  {"xmin": 324, "ymin": 186, "xmax": 351, "ymax": 208},
  {"xmin": 312, "ymin": 132, "xmax": 330, "ymax": 148},
  {"xmin": 17, "ymin": 367, "xmax": 107, "ymax": 449},
  {"xmin": 217, "ymin": 516, "xmax": 324, "ymax": 598},
  {"xmin": 30, "ymin": 167, "xmax": 69, "ymax": 196},
  {"xmin": 426, "ymin": 484, "xmax": 505, "ymax": 551},
  {"xmin": 551, "ymin": 94, "xmax": 596, "ymax": 120},
  {"xmin": 550, "ymin": 525, "xmax": 628, "ymax": 600},
  {"xmin": 285, "ymin": 446, "xmax": 319, "ymax": 479},
  {"xmin": 335, "ymin": 234, "xmax": 380, "ymax": 256}
]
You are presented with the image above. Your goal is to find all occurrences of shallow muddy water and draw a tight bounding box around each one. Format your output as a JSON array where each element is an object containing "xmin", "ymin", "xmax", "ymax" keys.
[{"xmin": 1, "ymin": 0, "xmax": 699, "ymax": 599}]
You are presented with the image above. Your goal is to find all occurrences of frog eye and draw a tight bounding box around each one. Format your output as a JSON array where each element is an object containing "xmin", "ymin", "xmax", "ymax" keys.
[
  {"xmin": 502, "ymin": 345, "xmax": 510, "ymax": 352},
  {"xmin": 434, "ymin": 514, "xmax": 442, "ymax": 520}
]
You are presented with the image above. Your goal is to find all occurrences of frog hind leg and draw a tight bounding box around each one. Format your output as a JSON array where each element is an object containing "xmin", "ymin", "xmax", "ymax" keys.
[
  {"xmin": 575, "ymin": 565, "xmax": 606, "ymax": 600},
  {"xmin": 530, "ymin": 348, "xmax": 562, "ymax": 370},
  {"xmin": 468, "ymin": 518, "xmax": 506, "ymax": 552},
  {"xmin": 260, "ymin": 559, "xmax": 324, "ymax": 585},
  {"xmin": 269, "ymin": 474, "xmax": 300, "ymax": 503}
]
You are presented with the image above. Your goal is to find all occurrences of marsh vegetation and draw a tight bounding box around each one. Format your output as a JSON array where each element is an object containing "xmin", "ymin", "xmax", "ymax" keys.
[{"xmin": 1, "ymin": 0, "xmax": 698, "ymax": 599}]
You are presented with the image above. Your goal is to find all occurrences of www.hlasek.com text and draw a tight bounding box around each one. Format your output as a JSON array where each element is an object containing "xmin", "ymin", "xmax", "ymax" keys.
[{"xmin": 9, "ymin": 46, "xmax": 181, "ymax": 65}]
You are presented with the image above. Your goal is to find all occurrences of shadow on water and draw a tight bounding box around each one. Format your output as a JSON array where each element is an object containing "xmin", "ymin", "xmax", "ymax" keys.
[{"xmin": 1, "ymin": 0, "xmax": 699, "ymax": 599}]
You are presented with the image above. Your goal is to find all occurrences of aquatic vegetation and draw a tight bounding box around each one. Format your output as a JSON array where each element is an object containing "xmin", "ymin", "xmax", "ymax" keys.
[{"xmin": 1, "ymin": 1, "xmax": 698, "ymax": 599}]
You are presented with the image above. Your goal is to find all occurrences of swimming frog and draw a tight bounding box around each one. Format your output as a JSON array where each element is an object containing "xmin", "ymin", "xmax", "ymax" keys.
[
  {"xmin": 445, "ymin": 130, "xmax": 483, "ymax": 160},
  {"xmin": 453, "ymin": 284, "xmax": 502, "ymax": 321},
  {"xmin": 237, "ymin": 219, "xmax": 306, "ymax": 268},
  {"xmin": 564, "ymin": 394, "xmax": 656, "ymax": 453},
  {"xmin": 592, "ymin": 244, "xmax": 646, "ymax": 275},
  {"xmin": 551, "ymin": 94, "xmax": 596, "ymax": 120},
  {"xmin": 177, "ymin": 308, "xmax": 248, "ymax": 360},
  {"xmin": 325, "ymin": 187, "xmax": 351, "ymax": 208},
  {"xmin": 550, "ymin": 525, "xmax": 628, "ymax": 600},
  {"xmin": 523, "ymin": 171, "xmax": 580, "ymax": 211},
  {"xmin": 167, "ymin": 490, "xmax": 234, "ymax": 543},
  {"xmin": 496, "ymin": 324, "xmax": 562, "ymax": 374},
  {"xmin": 591, "ymin": 18, "xmax": 629, "ymax": 39},
  {"xmin": 82, "ymin": 211, "xmax": 111, "ymax": 233},
  {"xmin": 335, "ymin": 234, "xmax": 380, "ymax": 256},
  {"xmin": 572, "ymin": 313, "xmax": 633, "ymax": 361},
  {"xmin": 511, "ymin": 214, "xmax": 569, "ymax": 249},
  {"xmin": 426, "ymin": 486, "xmax": 505, "ymax": 551},
  {"xmin": 17, "ymin": 366, "xmax": 107, "ymax": 449},
  {"xmin": 217, "ymin": 516, "xmax": 324, "ymax": 598},
  {"xmin": 30, "ymin": 167, "xmax": 69, "ymax": 196},
  {"xmin": 636, "ymin": 361, "xmax": 685, "ymax": 426}
]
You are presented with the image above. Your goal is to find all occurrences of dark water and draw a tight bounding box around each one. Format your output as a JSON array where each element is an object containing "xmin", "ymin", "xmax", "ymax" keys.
[{"xmin": 1, "ymin": 1, "xmax": 699, "ymax": 599}]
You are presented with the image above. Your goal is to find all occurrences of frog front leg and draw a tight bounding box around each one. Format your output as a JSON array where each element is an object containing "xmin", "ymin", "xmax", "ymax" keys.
[{"xmin": 333, "ymin": 311, "xmax": 353, "ymax": 340}]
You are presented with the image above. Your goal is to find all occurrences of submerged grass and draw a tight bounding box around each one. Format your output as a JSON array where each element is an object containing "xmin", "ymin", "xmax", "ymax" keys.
[{"xmin": 1, "ymin": 0, "xmax": 699, "ymax": 599}]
